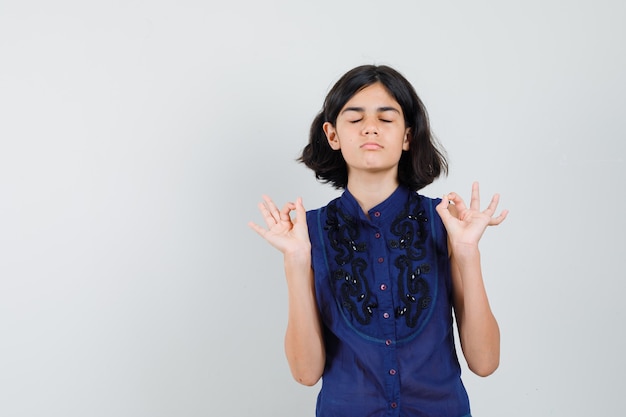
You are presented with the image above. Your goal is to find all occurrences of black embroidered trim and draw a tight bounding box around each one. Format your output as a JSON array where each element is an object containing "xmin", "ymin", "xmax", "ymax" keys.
[
  {"xmin": 391, "ymin": 193, "xmax": 432, "ymax": 328},
  {"xmin": 325, "ymin": 202, "xmax": 376, "ymax": 325}
]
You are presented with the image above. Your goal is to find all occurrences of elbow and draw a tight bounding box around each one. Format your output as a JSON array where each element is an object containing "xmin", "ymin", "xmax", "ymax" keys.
[
  {"xmin": 289, "ymin": 358, "xmax": 323, "ymax": 386},
  {"xmin": 292, "ymin": 371, "xmax": 322, "ymax": 386},
  {"xmin": 469, "ymin": 358, "xmax": 499, "ymax": 377},
  {"xmin": 286, "ymin": 350, "xmax": 325, "ymax": 386}
]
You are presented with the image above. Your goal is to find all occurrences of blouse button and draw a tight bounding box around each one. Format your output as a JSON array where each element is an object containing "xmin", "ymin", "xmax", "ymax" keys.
[
  {"xmin": 383, "ymin": 312, "xmax": 390, "ymax": 319},
  {"xmin": 374, "ymin": 232, "xmax": 381, "ymax": 239},
  {"xmin": 373, "ymin": 211, "xmax": 381, "ymax": 217},
  {"xmin": 391, "ymin": 402, "xmax": 398, "ymax": 409},
  {"xmin": 377, "ymin": 257, "xmax": 384, "ymax": 263},
  {"xmin": 380, "ymin": 284, "xmax": 387, "ymax": 291},
  {"xmin": 385, "ymin": 339, "xmax": 392, "ymax": 346},
  {"xmin": 389, "ymin": 369, "xmax": 396, "ymax": 375}
]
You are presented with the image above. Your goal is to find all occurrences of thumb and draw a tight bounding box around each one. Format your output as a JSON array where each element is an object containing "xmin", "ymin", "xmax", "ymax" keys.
[
  {"xmin": 435, "ymin": 194, "xmax": 451, "ymax": 219},
  {"xmin": 295, "ymin": 197, "xmax": 309, "ymax": 227},
  {"xmin": 295, "ymin": 197, "xmax": 306, "ymax": 212}
]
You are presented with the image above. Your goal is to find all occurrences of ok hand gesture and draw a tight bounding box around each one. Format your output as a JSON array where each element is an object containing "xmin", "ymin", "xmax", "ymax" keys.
[
  {"xmin": 248, "ymin": 195, "xmax": 311, "ymax": 256},
  {"xmin": 435, "ymin": 182, "xmax": 508, "ymax": 250}
]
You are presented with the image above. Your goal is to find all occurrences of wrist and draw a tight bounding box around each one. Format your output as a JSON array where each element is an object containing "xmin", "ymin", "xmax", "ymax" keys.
[
  {"xmin": 284, "ymin": 244, "xmax": 312, "ymax": 266},
  {"xmin": 450, "ymin": 242, "xmax": 480, "ymax": 263}
]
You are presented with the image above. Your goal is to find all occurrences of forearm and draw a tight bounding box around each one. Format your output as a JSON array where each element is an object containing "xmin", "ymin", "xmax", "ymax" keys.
[
  {"xmin": 283, "ymin": 252, "xmax": 325, "ymax": 386},
  {"xmin": 452, "ymin": 246, "xmax": 500, "ymax": 377}
]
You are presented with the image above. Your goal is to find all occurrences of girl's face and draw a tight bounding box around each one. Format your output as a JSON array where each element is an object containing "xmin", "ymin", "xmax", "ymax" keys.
[{"xmin": 323, "ymin": 82, "xmax": 410, "ymax": 181}]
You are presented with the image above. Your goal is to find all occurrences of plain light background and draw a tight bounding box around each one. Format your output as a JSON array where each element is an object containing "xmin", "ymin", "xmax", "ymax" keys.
[{"xmin": 1, "ymin": 1, "xmax": 624, "ymax": 416}]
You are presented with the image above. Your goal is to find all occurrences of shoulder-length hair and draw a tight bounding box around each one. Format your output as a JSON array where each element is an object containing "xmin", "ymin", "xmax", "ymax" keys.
[{"xmin": 298, "ymin": 64, "xmax": 448, "ymax": 191}]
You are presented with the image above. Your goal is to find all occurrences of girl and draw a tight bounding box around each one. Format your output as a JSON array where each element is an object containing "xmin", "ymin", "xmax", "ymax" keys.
[{"xmin": 249, "ymin": 65, "xmax": 507, "ymax": 417}]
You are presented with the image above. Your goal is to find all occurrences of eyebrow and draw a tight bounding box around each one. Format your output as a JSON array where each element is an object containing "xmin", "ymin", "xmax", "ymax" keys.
[{"xmin": 340, "ymin": 106, "xmax": 401, "ymax": 115}]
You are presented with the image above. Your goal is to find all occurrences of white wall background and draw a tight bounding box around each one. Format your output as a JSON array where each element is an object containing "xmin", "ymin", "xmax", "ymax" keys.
[{"xmin": 1, "ymin": 1, "xmax": 624, "ymax": 416}]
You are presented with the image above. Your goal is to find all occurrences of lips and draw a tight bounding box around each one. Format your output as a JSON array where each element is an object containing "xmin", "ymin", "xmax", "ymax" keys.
[{"xmin": 361, "ymin": 142, "xmax": 383, "ymax": 150}]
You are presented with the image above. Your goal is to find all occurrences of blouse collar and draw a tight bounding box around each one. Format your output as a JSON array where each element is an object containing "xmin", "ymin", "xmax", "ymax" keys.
[{"xmin": 338, "ymin": 185, "xmax": 412, "ymax": 224}]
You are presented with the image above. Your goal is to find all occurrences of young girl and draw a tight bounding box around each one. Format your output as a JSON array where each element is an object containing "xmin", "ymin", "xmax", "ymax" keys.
[{"xmin": 249, "ymin": 65, "xmax": 507, "ymax": 417}]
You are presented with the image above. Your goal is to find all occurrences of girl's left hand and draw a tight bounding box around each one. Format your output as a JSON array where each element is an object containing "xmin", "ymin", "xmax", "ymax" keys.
[{"xmin": 435, "ymin": 181, "xmax": 508, "ymax": 248}]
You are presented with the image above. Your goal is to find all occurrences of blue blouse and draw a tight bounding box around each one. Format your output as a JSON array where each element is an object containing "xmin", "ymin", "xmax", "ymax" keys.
[{"xmin": 306, "ymin": 185, "xmax": 471, "ymax": 417}]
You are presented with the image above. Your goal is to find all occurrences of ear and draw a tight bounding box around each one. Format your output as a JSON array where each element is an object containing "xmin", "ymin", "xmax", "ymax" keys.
[
  {"xmin": 323, "ymin": 122, "xmax": 341, "ymax": 150},
  {"xmin": 402, "ymin": 128, "xmax": 411, "ymax": 151}
]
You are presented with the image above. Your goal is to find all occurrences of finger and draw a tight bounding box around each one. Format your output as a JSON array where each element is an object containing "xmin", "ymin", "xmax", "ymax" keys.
[
  {"xmin": 446, "ymin": 192, "xmax": 467, "ymax": 214},
  {"xmin": 435, "ymin": 194, "xmax": 454, "ymax": 221},
  {"xmin": 262, "ymin": 195, "xmax": 282, "ymax": 222},
  {"xmin": 296, "ymin": 196, "xmax": 306, "ymax": 212},
  {"xmin": 247, "ymin": 220, "xmax": 268, "ymax": 237},
  {"xmin": 469, "ymin": 181, "xmax": 480, "ymax": 211},
  {"xmin": 279, "ymin": 202, "xmax": 296, "ymax": 222},
  {"xmin": 489, "ymin": 209, "xmax": 509, "ymax": 226},
  {"xmin": 483, "ymin": 193, "xmax": 500, "ymax": 217},
  {"xmin": 257, "ymin": 201, "xmax": 278, "ymax": 228},
  {"xmin": 294, "ymin": 197, "xmax": 309, "ymax": 229},
  {"xmin": 295, "ymin": 197, "xmax": 306, "ymax": 219},
  {"xmin": 258, "ymin": 195, "xmax": 284, "ymax": 228}
]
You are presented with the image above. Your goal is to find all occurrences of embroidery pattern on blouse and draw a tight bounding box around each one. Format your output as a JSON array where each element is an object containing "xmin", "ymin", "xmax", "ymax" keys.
[
  {"xmin": 390, "ymin": 193, "xmax": 433, "ymax": 328},
  {"xmin": 324, "ymin": 201, "xmax": 377, "ymax": 325}
]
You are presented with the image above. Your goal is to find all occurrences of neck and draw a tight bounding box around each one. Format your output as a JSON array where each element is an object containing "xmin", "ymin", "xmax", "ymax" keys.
[{"xmin": 346, "ymin": 171, "xmax": 400, "ymax": 214}]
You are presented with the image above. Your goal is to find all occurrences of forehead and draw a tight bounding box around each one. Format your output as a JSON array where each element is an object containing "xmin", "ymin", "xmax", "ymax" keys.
[{"xmin": 342, "ymin": 83, "xmax": 401, "ymax": 111}]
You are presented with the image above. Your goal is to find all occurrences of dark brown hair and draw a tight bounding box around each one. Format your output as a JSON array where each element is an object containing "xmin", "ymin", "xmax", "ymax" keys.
[{"xmin": 299, "ymin": 64, "xmax": 447, "ymax": 191}]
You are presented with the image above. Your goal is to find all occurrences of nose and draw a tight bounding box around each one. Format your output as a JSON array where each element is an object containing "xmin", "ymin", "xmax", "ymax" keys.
[{"xmin": 363, "ymin": 119, "xmax": 379, "ymax": 135}]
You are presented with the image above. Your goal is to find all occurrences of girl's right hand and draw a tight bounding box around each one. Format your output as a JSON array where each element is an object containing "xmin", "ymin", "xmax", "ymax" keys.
[{"xmin": 248, "ymin": 195, "xmax": 311, "ymax": 256}]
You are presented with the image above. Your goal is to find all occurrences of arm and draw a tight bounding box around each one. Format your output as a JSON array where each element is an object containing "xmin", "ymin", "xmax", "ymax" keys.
[
  {"xmin": 435, "ymin": 182, "xmax": 508, "ymax": 377},
  {"xmin": 449, "ymin": 240, "xmax": 500, "ymax": 377},
  {"xmin": 248, "ymin": 196, "xmax": 325, "ymax": 386},
  {"xmin": 283, "ymin": 250, "xmax": 325, "ymax": 386}
]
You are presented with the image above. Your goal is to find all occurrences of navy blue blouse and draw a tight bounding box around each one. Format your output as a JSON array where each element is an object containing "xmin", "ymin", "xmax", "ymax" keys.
[{"xmin": 306, "ymin": 185, "xmax": 471, "ymax": 417}]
